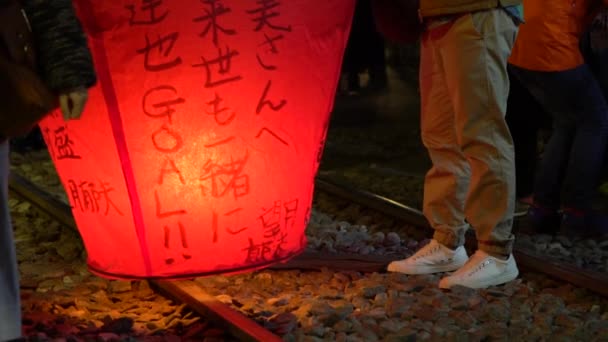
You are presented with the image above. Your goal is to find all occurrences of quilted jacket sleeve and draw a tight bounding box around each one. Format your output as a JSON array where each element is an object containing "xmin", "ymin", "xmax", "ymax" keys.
[{"xmin": 21, "ymin": 0, "xmax": 96, "ymax": 93}]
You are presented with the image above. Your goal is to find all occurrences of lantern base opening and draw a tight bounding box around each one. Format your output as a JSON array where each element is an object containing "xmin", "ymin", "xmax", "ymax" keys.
[{"xmin": 85, "ymin": 246, "xmax": 306, "ymax": 280}]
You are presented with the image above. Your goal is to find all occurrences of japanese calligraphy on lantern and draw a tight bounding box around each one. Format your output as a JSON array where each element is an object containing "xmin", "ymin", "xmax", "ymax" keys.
[
  {"xmin": 39, "ymin": 0, "xmax": 355, "ymax": 279},
  {"xmin": 42, "ymin": 125, "xmax": 81, "ymax": 160},
  {"xmin": 67, "ymin": 179, "xmax": 123, "ymax": 216}
]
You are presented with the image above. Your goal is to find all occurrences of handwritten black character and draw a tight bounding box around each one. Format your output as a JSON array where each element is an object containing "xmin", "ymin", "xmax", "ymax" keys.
[
  {"xmin": 164, "ymin": 222, "xmax": 191, "ymax": 265},
  {"xmin": 256, "ymin": 80, "xmax": 286, "ymax": 114},
  {"xmin": 283, "ymin": 199, "xmax": 298, "ymax": 230},
  {"xmin": 53, "ymin": 126, "xmax": 81, "ymax": 160},
  {"xmin": 77, "ymin": 181, "xmax": 97, "ymax": 213},
  {"xmin": 136, "ymin": 32, "xmax": 182, "ymax": 72},
  {"xmin": 126, "ymin": 0, "xmax": 168, "ymax": 26},
  {"xmin": 200, "ymin": 154, "xmax": 250, "ymax": 199},
  {"xmin": 206, "ymin": 93, "xmax": 236, "ymax": 125},
  {"xmin": 243, "ymin": 238, "xmax": 273, "ymax": 263},
  {"xmin": 254, "ymin": 81, "xmax": 289, "ymax": 146},
  {"xmin": 158, "ymin": 158, "xmax": 185, "ymax": 185},
  {"xmin": 193, "ymin": 0, "xmax": 236, "ymax": 47},
  {"xmin": 204, "ymin": 136, "xmax": 235, "ymax": 148},
  {"xmin": 223, "ymin": 208, "xmax": 249, "ymax": 235},
  {"xmin": 272, "ymin": 231, "xmax": 289, "ymax": 259},
  {"xmin": 151, "ymin": 124, "xmax": 183, "ymax": 153},
  {"xmin": 255, "ymin": 127, "xmax": 289, "ymax": 146},
  {"xmin": 67, "ymin": 180, "xmax": 84, "ymax": 212},
  {"xmin": 67, "ymin": 180, "xmax": 123, "ymax": 216},
  {"xmin": 246, "ymin": 0, "xmax": 292, "ymax": 32},
  {"xmin": 143, "ymin": 86, "xmax": 186, "ymax": 123},
  {"xmin": 97, "ymin": 182, "xmax": 124, "ymax": 216},
  {"xmin": 211, "ymin": 209, "xmax": 248, "ymax": 243},
  {"xmin": 256, "ymin": 33, "xmax": 284, "ymax": 70},
  {"xmin": 155, "ymin": 190, "xmax": 187, "ymax": 218},
  {"xmin": 259, "ymin": 200, "xmax": 282, "ymax": 239},
  {"xmin": 256, "ymin": 54, "xmax": 276, "ymax": 71},
  {"xmin": 192, "ymin": 46, "xmax": 242, "ymax": 88}
]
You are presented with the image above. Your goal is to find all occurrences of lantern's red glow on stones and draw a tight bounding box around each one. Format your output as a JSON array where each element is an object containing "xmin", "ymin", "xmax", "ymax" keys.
[{"xmin": 39, "ymin": 0, "xmax": 355, "ymax": 279}]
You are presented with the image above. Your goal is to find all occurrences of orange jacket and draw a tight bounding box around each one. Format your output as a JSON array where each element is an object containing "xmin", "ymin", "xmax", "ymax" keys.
[{"xmin": 509, "ymin": 0, "xmax": 602, "ymax": 71}]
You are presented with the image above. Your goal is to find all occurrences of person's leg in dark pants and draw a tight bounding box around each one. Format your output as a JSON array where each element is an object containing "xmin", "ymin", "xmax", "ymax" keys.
[
  {"xmin": 342, "ymin": 0, "xmax": 388, "ymax": 94},
  {"xmin": 506, "ymin": 65, "xmax": 550, "ymax": 212},
  {"xmin": 581, "ymin": 21, "xmax": 608, "ymax": 187},
  {"xmin": 342, "ymin": 0, "xmax": 367, "ymax": 93},
  {"xmin": 510, "ymin": 64, "xmax": 608, "ymax": 234},
  {"xmin": 359, "ymin": 0, "xmax": 388, "ymax": 91}
]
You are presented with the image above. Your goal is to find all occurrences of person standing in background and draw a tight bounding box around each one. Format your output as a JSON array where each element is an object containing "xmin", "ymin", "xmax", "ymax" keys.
[
  {"xmin": 505, "ymin": 66, "xmax": 552, "ymax": 218},
  {"xmin": 581, "ymin": 7, "xmax": 608, "ymax": 202},
  {"xmin": 342, "ymin": 0, "xmax": 388, "ymax": 95},
  {"xmin": 0, "ymin": 0, "xmax": 96, "ymax": 340},
  {"xmin": 510, "ymin": 0, "xmax": 608, "ymax": 235}
]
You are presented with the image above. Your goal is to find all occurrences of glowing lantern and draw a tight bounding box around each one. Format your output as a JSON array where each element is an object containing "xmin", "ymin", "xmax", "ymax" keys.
[{"xmin": 38, "ymin": 0, "xmax": 355, "ymax": 279}]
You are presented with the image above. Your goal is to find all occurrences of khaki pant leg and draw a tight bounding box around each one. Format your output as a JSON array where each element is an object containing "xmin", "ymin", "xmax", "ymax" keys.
[
  {"xmin": 420, "ymin": 24, "xmax": 471, "ymax": 249},
  {"xmin": 440, "ymin": 9, "xmax": 518, "ymax": 255}
]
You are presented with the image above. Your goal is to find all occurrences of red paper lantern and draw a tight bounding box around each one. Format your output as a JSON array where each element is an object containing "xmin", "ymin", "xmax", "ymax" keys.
[{"xmin": 39, "ymin": 0, "xmax": 355, "ymax": 279}]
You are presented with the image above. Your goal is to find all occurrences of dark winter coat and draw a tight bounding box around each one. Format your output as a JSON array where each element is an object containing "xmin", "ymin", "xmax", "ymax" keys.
[{"xmin": 19, "ymin": 0, "xmax": 96, "ymax": 93}]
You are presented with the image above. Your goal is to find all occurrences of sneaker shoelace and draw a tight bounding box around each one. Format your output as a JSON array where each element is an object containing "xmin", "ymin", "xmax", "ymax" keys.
[
  {"xmin": 413, "ymin": 243, "xmax": 440, "ymax": 260},
  {"xmin": 467, "ymin": 255, "xmax": 493, "ymax": 276},
  {"xmin": 413, "ymin": 243, "xmax": 454, "ymax": 264}
]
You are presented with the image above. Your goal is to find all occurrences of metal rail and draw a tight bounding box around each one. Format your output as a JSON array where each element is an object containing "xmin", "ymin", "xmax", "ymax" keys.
[
  {"xmin": 8, "ymin": 172, "xmax": 282, "ymax": 342},
  {"xmin": 153, "ymin": 281, "xmax": 282, "ymax": 342},
  {"xmin": 315, "ymin": 176, "xmax": 608, "ymax": 297}
]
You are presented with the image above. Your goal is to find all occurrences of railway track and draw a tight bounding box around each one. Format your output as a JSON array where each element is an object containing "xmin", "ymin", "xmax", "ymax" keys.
[
  {"xmin": 8, "ymin": 169, "xmax": 608, "ymax": 340},
  {"xmin": 13, "ymin": 168, "xmax": 608, "ymax": 296},
  {"xmin": 313, "ymin": 176, "xmax": 608, "ymax": 298},
  {"xmin": 9, "ymin": 172, "xmax": 283, "ymax": 342}
]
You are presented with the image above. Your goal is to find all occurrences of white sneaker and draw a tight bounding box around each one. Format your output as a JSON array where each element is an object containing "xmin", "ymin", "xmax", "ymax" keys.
[
  {"xmin": 387, "ymin": 239, "xmax": 469, "ymax": 275},
  {"xmin": 439, "ymin": 250, "xmax": 519, "ymax": 289}
]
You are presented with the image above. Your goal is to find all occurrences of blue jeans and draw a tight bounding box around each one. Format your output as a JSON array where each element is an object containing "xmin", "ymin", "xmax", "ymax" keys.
[
  {"xmin": 0, "ymin": 141, "xmax": 21, "ymax": 341},
  {"xmin": 509, "ymin": 64, "xmax": 608, "ymax": 211}
]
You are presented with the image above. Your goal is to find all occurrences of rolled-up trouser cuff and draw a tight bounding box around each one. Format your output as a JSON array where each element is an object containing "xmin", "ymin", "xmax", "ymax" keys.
[
  {"xmin": 477, "ymin": 235, "xmax": 515, "ymax": 256},
  {"xmin": 433, "ymin": 225, "xmax": 468, "ymax": 250}
]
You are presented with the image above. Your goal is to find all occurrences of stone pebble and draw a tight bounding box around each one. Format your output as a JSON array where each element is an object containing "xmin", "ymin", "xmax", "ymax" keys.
[
  {"xmin": 10, "ymin": 151, "xmax": 608, "ymax": 340},
  {"xmin": 11, "ymin": 197, "xmax": 237, "ymax": 341}
]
